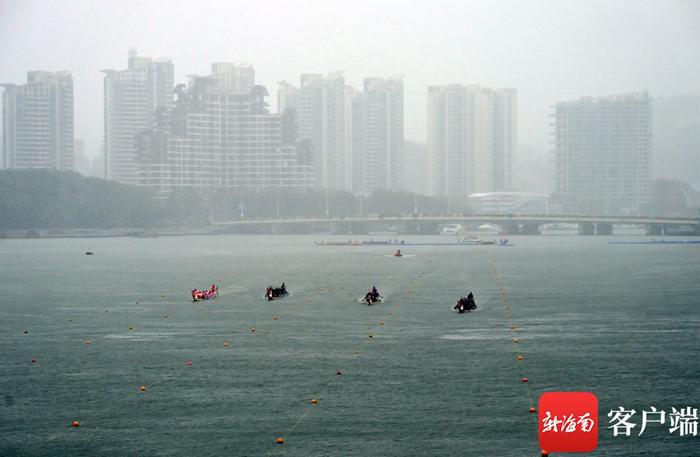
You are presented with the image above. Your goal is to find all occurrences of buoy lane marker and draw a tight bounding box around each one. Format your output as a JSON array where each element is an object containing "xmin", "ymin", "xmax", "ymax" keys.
[
  {"xmin": 267, "ymin": 267, "xmax": 424, "ymax": 453},
  {"xmin": 489, "ymin": 257, "xmax": 540, "ymax": 456}
]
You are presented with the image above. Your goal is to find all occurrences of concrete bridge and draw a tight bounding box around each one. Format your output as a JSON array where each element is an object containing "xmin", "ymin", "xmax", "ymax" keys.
[{"xmin": 212, "ymin": 214, "xmax": 700, "ymax": 236}]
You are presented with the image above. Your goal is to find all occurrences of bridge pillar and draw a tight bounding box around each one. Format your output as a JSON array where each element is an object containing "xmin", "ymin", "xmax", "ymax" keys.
[
  {"xmin": 596, "ymin": 223, "xmax": 613, "ymax": 236},
  {"xmin": 503, "ymin": 221, "xmax": 520, "ymax": 235},
  {"xmin": 414, "ymin": 222, "xmax": 440, "ymax": 235},
  {"xmin": 580, "ymin": 223, "xmax": 595, "ymax": 236},
  {"xmin": 404, "ymin": 222, "xmax": 421, "ymax": 235},
  {"xmin": 647, "ymin": 224, "xmax": 664, "ymax": 236},
  {"xmin": 520, "ymin": 223, "xmax": 540, "ymax": 235},
  {"xmin": 348, "ymin": 222, "xmax": 369, "ymax": 234}
]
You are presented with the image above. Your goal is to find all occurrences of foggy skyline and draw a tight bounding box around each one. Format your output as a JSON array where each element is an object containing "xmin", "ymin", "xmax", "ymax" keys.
[{"xmin": 1, "ymin": 0, "xmax": 699, "ymax": 161}]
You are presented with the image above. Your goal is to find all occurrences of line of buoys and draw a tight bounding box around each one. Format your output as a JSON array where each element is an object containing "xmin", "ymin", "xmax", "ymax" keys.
[
  {"xmin": 267, "ymin": 272, "xmax": 414, "ymax": 449},
  {"xmin": 490, "ymin": 257, "xmax": 540, "ymax": 449}
]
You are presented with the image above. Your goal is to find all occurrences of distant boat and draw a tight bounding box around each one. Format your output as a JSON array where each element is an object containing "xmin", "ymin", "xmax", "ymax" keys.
[
  {"xmin": 441, "ymin": 224, "xmax": 463, "ymax": 235},
  {"xmin": 477, "ymin": 223, "xmax": 502, "ymax": 235}
]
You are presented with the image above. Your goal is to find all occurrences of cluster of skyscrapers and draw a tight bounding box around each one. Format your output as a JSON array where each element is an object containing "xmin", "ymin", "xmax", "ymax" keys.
[{"xmin": 1, "ymin": 53, "xmax": 658, "ymax": 215}]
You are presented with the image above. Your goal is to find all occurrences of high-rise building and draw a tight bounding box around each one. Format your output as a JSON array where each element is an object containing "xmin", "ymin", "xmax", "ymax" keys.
[
  {"xmin": 210, "ymin": 62, "xmax": 255, "ymax": 94},
  {"xmin": 427, "ymin": 84, "xmax": 516, "ymax": 197},
  {"xmin": 136, "ymin": 69, "xmax": 313, "ymax": 196},
  {"xmin": 103, "ymin": 51, "xmax": 173, "ymax": 184},
  {"xmin": 278, "ymin": 73, "xmax": 349, "ymax": 190},
  {"xmin": 553, "ymin": 92, "xmax": 652, "ymax": 215},
  {"xmin": 652, "ymin": 95, "xmax": 700, "ymax": 188},
  {"xmin": 356, "ymin": 77, "xmax": 404, "ymax": 192},
  {"xmin": 2, "ymin": 71, "xmax": 74, "ymax": 170}
]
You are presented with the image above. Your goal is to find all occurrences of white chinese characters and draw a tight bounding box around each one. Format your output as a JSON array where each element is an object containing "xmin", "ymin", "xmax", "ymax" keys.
[
  {"xmin": 607, "ymin": 406, "xmax": 698, "ymax": 437},
  {"xmin": 542, "ymin": 411, "xmax": 596, "ymax": 433}
]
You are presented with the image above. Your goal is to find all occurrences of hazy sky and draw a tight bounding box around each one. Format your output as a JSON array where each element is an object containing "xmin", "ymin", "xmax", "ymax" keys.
[{"xmin": 1, "ymin": 0, "xmax": 699, "ymax": 159}]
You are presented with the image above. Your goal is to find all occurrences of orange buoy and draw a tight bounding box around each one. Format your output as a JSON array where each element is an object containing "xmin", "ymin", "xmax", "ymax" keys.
[
  {"xmin": 275, "ymin": 437, "xmax": 285, "ymax": 444},
  {"xmin": 186, "ymin": 360, "xmax": 193, "ymax": 366},
  {"xmin": 521, "ymin": 377, "xmax": 529, "ymax": 383},
  {"xmin": 529, "ymin": 407, "xmax": 537, "ymax": 413},
  {"xmin": 223, "ymin": 341, "xmax": 230, "ymax": 347},
  {"xmin": 139, "ymin": 385, "xmax": 147, "ymax": 392},
  {"xmin": 71, "ymin": 420, "xmax": 80, "ymax": 427},
  {"xmin": 516, "ymin": 355, "xmax": 524, "ymax": 361},
  {"xmin": 311, "ymin": 399, "xmax": 318, "ymax": 405}
]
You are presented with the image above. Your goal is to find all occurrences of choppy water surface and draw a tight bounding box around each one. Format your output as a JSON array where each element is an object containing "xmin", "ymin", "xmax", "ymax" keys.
[{"xmin": 1, "ymin": 235, "xmax": 698, "ymax": 456}]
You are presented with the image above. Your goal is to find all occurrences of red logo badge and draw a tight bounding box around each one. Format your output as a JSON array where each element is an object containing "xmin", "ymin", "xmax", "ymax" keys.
[{"xmin": 538, "ymin": 392, "xmax": 598, "ymax": 452}]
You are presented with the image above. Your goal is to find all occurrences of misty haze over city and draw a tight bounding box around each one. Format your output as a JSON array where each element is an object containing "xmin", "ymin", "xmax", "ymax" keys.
[
  {"xmin": 2, "ymin": 0, "xmax": 699, "ymax": 196},
  {"xmin": 2, "ymin": 3, "xmax": 700, "ymax": 456}
]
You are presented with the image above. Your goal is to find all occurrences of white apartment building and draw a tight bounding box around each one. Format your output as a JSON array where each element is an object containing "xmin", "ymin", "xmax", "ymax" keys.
[
  {"xmin": 137, "ymin": 70, "xmax": 313, "ymax": 196},
  {"xmin": 278, "ymin": 73, "xmax": 349, "ymax": 191},
  {"xmin": 103, "ymin": 51, "xmax": 173, "ymax": 184},
  {"xmin": 427, "ymin": 84, "xmax": 516, "ymax": 197},
  {"xmin": 2, "ymin": 71, "xmax": 74, "ymax": 170},
  {"xmin": 358, "ymin": 77, "xmax": 404, "ymax": 192},
  {"xmin": 553, "ymin": 92, "xmax": 652, "ymax": 215}
]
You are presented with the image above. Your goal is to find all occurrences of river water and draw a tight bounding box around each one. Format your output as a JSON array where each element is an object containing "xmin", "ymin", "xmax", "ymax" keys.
[{"xmin": 1, "ymin": 235, "xmax": 698, "ymax": 456}]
